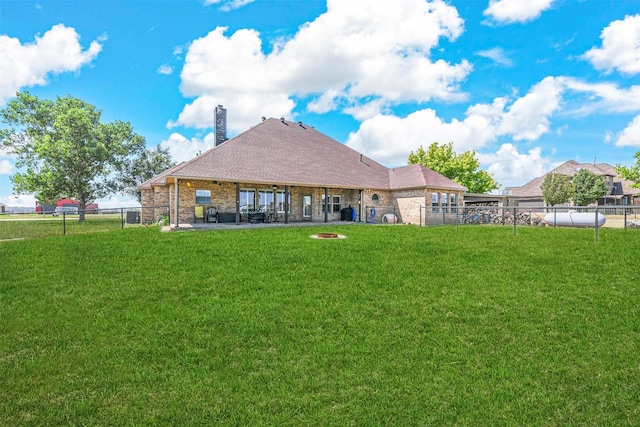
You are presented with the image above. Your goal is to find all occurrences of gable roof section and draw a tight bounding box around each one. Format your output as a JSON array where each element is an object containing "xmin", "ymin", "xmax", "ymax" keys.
[
  {"xmin": 153, "ymin": 118, "xmax": 391, "ymax": 189},
  {"xmin": 389, "ymin": 164, "xmax": 466, "ymax": 191},
  {"xmin": 143, "ymin": 118, "xmax": 465, "ymax": 192}
]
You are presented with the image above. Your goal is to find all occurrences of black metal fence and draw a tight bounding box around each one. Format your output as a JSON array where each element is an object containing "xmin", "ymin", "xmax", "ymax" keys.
[
  {"xmin": 420, "ymin": 205, "xmax": 640, "ymax": 241},
  {"xmin": 0, "ymin": 206, "xmax": 169, "ymax": 240}
]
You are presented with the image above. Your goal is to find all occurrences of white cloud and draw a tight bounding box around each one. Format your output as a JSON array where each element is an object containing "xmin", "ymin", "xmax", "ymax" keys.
[
  {"xmin": 583, "ymin": 14, "xmax": 640, "ymax": 75},
  {"xmin": 0, "ymin": 160, "xmax": 13, "ymax": 174},
  {"xmin": 0, "ymin": 24, "xmax": 103, "ymax": 105},
  {"xmin": 173, "ymin": 0, "xmax": 470, "ymax": 131},
  {"xmin": 95, "ymin": 195, "xmax": 140, "ymax": 209},
  {"xmin": 479, "ymin": 144, "xmax": 551, "ymax": 187},
  {"xmin": 157, "ymin": 64, "xmax": 173, "ymax": 75},
  {"xmin": 160, "ymin": 132, "xmax": 217, "ymax": 163},
  {"xmin": 345, "ymin": 104, "xmax": 500, "ymax": 167},
  {"xmin": 483, "ymin": 0, "xmax": 554, "ymax": 24},
  {"xmin": 0, "ymin": 194, "xmax": 36, "ymax": 209},
  {"xmin": 345, "ymin": 77, "xmax": 566, "ymax": 168},
  {"xmin": 204, "ymin": 0, "xmax": 255, "ymax": 11},
  {"xmin": 562, "ymin": 79, "xmax": 640, "ymax": 114},
  {"xmin": 615, "ymin": 115, "xmax": 640, "ymax": 147},
  {"xmin": 497, "ymin": 76, "xmax": 564, "ymax": 140},
  {"xmin": 476, "ymin": 47, "xmax": 513, "ymax": 66}
]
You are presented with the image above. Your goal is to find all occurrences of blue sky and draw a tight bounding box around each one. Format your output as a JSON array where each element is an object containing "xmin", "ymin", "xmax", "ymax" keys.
[{"xmin": 2, "ymin": 0, "xmax": 640, "ymax": 208}]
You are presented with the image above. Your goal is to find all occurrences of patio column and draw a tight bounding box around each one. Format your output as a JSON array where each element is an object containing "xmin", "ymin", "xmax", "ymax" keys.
[
  {"xmin": 174, "ymin": 177, "xmax": 179, "ymax": 227},
  {"xmin": 284, "ymin": 185, "xmax": 289, "ymax": 224},
  {"xmin": 324, "ymin": 187, "xmax": 329, "ymax": 223},
  {"xmin": 235, "ymin": 183, "xmax": 240, "ymax": 224}
]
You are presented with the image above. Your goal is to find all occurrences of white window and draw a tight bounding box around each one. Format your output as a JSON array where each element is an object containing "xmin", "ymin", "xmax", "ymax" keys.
[
  {"xmin": 275, "ymin": 191, "xmax": 290, "ymax": 213},
  {"xmin": 322, "ymin": 194, "xmax": 341, "ymax": 213},
  {"xmin": 239, "ymin": 189, "xmax": 255, "ymax": 213}
]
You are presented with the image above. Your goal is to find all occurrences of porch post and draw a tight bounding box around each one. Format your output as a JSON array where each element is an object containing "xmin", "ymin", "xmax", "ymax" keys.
[
  {"xmin": 174, "ymin": 177, "xmax": 179, "ymax": 228},
  {"xmin": 235, "ymin": 183, "xmax": 240, "ymax": 224},
  {"xmin": 284, "ymin": 185, "xmax": 289, "ymax": 224},
  {"xmin": 358, "ymin": 189, "xmax": 363, "ymax": 222},
  {"xmin": 324, "ymin": 187, "xmax": 329, "ymax": 223}
]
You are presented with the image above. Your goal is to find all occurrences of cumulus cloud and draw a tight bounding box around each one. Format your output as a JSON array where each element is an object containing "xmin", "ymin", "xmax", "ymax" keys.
[
  {"xmin": 160, "ymin": 132, "xmax": 217, "ymax": 163},
  {"xmin": 615, "ymin": 115, "xmax": 640, "ymax": 147},
  {"xmin": 0, "ymin": 160, "xmax": 13, "ymax": 174},
  {"xmin": 497, "ymin": 76, "xmax": 564, "ymax": 140},
  {"xmin": 483, "ymin": 0, "xmax": 554, "ymax": 24},
  {"xmin": 583, "ymin": 14, "xmax": 640, "ymax": 75},
  {"xmin": 172, "ymin": 0, "xmax": 470, "ymax": 132},
  {"xmin": 562, "ymin": 79, "xmax": 640, "ymax": 114},
  {"xmin": 345, "ymin": 77, "xmax": 565, "ymax": 168},
  {"xmin": 0, "ymin": 24, "xmax": 103, "ymax": 105},
  {"xmin": 479, "ymin": 144, "xmax": 551, "ymax": 187}
]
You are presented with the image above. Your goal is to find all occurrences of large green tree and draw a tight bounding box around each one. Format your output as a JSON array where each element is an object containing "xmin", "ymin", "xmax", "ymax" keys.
[
  {"xmin": 541, "ymin": 172, "xmax": 573, "ymax": 206},
  {"xmin": 616, "ymin": 151, "xmax": 640, "ymax": 188},
  {"xmin": 572, "ymin": 168, "xmax": 607, "ymax": 206},
  {"xmin": 116, "ymin": 144, "xmax": 175, "ymax": 202},
  {"xmin": 408, "ymin": 142, "xmax": 499, "ymax": 194},
  {"xmin": 0, "ymin": 91, "xmax": 146, "ymax": 220}
]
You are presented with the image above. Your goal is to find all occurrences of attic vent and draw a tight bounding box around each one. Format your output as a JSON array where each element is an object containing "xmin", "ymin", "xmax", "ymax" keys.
[
  {"xmin": 298, "ymin": 121, "xmax": 306, "ymax": 129},
  {"xmin": 280, "ymin": 117, "xmax": 285, "ymax": 123},
  {"xmin": 261, "ymin": 116, "xmax": 266, "ymax": 121}
]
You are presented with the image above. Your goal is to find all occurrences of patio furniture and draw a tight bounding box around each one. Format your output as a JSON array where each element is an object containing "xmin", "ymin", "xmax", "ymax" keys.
[
  {"xmin": 194, "ymin": 205, "xmax": 205, "ymax": 223},
  {"xmin": 206, "ymin": 207, "xmax": 218, "ymax": 223}
]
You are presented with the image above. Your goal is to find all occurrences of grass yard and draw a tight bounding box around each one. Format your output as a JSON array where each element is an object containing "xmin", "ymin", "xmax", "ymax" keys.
[
  {"xmin": 1, "ymin": 225, "xmax": 639, "ymax": 425},
  {"xmin": 0, "ymin": 214, "xmax": 131, "ymax": 240}
]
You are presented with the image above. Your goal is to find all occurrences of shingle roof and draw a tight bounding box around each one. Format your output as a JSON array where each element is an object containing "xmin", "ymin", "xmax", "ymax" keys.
[
  {"xmin": 505, "ymin": 160, "xmax": 640, "ymax": 198},
  {"xmin": 143, "ymin": 118, "xmax": 465, "ymax": 191}
]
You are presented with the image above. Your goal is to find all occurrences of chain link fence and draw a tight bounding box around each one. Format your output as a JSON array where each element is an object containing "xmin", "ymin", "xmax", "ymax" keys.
[
  {"xmin": 0, "ymin": 206, "xmax": 169, "ymax": 241},
  {"xmin": 420, "ymin": 205, "xmax": 640, "ymax": 241}
]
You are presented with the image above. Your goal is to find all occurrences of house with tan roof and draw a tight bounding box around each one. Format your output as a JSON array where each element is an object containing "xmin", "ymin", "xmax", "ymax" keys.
[
  {"xmin": 139, "ymin": 118, "xmax": 466, "ymax": 227},
  {"xmin": 504, "ymin": 160, "xmax": 640, "ymax": 208}
]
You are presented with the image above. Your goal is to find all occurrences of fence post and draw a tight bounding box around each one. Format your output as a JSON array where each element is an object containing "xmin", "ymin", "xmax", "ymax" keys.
[
  {"xmin": 624, "ymin": 208, "xmax": 627, "ymax": 230},
  {"xmin": 594, "ymin": 207, "xmax": 599, "ymax": 243},
  {"xmin": 121, "ymin": 208, "xmax": 125, "ymax": 229},
  {"xmin": 513, "ymin": 207, "xmax": 517, "ymax": 236},
  {"xmin": 63, "ymin": 211, "xmax": 66, "ymax": 235}
]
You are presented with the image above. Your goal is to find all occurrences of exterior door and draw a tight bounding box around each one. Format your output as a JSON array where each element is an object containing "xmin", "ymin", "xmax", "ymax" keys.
[{"xmin": 303, "ymin": 195, "xmax": 312, "ymax": 219}]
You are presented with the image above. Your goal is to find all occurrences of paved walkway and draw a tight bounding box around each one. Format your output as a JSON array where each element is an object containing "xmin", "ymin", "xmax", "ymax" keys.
[{"xmin": 161, "ymin": 221, "xmax": 364, "ymax": 232}]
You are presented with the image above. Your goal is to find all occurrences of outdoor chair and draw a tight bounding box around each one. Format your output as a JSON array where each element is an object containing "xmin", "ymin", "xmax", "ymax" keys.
[
  {"xmin": 194, "ymin": 205, "xmax": 205, "ymax": 223},
  {"xmin": 206, "ymin": 207, "xmax": 218, "ymax": 223}
]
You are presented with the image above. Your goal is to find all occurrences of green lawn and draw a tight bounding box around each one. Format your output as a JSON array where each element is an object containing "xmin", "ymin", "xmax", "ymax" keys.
[
  {"xmin": 0, "ymin": 214, "xmax": 132, "ymax": 240},
  {"xmin": 1, "ymin": 225, "xmax": 639, "ymax": 425}
]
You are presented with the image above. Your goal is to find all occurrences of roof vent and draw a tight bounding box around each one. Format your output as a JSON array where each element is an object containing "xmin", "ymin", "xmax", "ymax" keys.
[
  {"xmin": 280, "ymin": 117, "xmax": 285, "ymax": 123},
  {"xmin": 261, "ymin": 116, "xmax": 266, "ymax": 121},
  {"xmin": 298, "ymin": 121, "xmax": 306, "ymax": 129}
]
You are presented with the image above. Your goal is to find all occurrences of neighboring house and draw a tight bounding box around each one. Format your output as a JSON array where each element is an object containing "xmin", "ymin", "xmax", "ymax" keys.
[
  {"xmin": 504, "ymin": 160, "xmax": 640, "ymax": 208},
  {"xmin": 139, "ymin": 118, "xmax": 466, "ymax": 226},
  {"xmin": 0, "ymin": 203, "xmax": 5, "ymax": 213}
]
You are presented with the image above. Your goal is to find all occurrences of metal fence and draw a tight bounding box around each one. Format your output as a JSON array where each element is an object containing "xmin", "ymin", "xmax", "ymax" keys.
[
  {"xmin": 0, "ymin": 206, "xmax": 169, "ymax": 241},
  {"xmin": 420, "ymin": 205, "xmax": 640, "ymax": 241}
]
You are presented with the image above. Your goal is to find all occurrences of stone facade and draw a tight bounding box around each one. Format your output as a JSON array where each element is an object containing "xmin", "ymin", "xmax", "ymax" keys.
[{"xmin": 141, "ymin": 180, "xmax": 465, "ymax": 226}]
